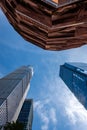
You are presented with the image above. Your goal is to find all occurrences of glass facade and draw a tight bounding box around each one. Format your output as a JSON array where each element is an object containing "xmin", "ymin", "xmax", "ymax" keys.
[
  {"xmin": 17, "ymin": 99, "xmax": 33, "ymax": 130},
  {"xmin": 60, "ymin": 63, "xmax": 87, "ymax": 109},
  {"xmin": 0, "ymin": 66, "xmax": 33, "ymax": 126}
]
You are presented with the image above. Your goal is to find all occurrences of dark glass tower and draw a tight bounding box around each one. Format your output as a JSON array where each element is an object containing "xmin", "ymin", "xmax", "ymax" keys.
[
  {"xmin": 17, "ymin": 99, "xmax": 33, "ymax": 130},
  {"xmin": 59, "ymin": 62, "xmax": 87, "ymax": 109}
]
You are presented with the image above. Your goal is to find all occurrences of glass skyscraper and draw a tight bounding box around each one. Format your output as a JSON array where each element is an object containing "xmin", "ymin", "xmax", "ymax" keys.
[
  {"xmin": 0, "ymin": 66, "xmax": 33, "ymax": 127},
  {"xmin": 18, "ymin": 99, "xmax": 33, "ymax": 130},
  {"xmin": 59, "ymin": 62, "xmax": 87, "ymax": 109}
]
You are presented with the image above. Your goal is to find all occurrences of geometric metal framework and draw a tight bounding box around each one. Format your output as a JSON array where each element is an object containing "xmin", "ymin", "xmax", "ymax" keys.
[{"xmin": 0, "ymin": 0, "xmax": 87, "ymax": 51}]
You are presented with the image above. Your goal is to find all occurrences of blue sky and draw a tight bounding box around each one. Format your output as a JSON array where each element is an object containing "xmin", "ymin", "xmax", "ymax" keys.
[{"xmin": 1, "ymin": 9, "xmax": 87, "ymax": 130}]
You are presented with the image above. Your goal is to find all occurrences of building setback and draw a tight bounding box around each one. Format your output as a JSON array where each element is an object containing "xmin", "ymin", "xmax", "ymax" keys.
[
  {"xmin": 17, "ymin": 99, "xmax": 33, "ymax": 130},
  {"xmin": 0, "ymin": 66, "xmax": 33, "ymax": 126},
  {"xmin": 60, "ymin": 62, "xmax": 87, "ymax": 109}
]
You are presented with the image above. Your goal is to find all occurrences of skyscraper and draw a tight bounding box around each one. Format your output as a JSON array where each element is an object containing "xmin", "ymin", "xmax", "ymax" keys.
[
  {"xmin": 59, "ymin": 62, "xmax": 87, "ymax": 109},
  {"xmin": 17, "ymin": 99, "xmax": 33, "ymax": 130},
  {"xmin": 0, "ymin": 66, "xmax": 33, "ymax": 127}
]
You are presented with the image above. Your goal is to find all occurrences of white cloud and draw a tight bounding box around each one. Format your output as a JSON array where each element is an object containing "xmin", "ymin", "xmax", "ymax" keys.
[
  {"xmin": 34, "ymin": 99, "xmax": 57, "ymax": 130},
  {"xmin": 40, "ymin": 71, "xmax": 87, "ymax": 130},
  {"xmin": 67, "ymin": 45, "xmax": 87, "ymax": 62},
  {"xmin": 49, "ymin": 108, "xmax": 57, "ymax": 124},
  {"xmin": 34, "ymin": 100, "xmax": 49, "ymax": 130},
  {"xmin": 65, "ymin": 92, "xmax": 87, "ymax": 125},
  {"xmin": 39, "ymin": 45, "xmax": 87, "ymax": 129},
  {"xmin": 33, "ymin": 45, "xmax": 87, "ymax": 130}
]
